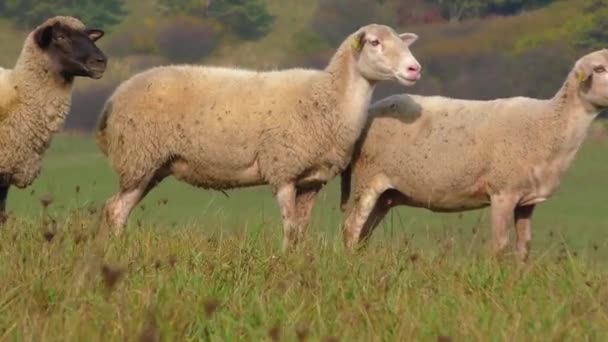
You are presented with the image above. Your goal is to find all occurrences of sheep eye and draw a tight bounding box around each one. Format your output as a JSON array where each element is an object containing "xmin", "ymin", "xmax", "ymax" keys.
[
  {"xmin": 594, "ymin": 66, "xmax": 606, "ymax": 73},
  {"xmin": 370, "ymin": 40, "xmax": 380, "ymax": 47}
]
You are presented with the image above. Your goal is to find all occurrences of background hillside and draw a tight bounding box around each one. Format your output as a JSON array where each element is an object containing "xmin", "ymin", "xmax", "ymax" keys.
[{"xmin": 0, "ymin": 0, "xmax": 606, "ymax": 131}]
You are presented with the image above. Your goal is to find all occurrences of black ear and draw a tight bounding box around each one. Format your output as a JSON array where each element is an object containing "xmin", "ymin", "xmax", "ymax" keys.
[
  {"xmin": 86, "ymin": 29, "xmax": 105, "ymax": 42},
  {"xmin": 34, "ymin": 25, "xmax": 53, "ymax": 49}
]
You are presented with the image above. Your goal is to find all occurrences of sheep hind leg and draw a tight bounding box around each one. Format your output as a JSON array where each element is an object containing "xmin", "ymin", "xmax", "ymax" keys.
[
  {"xmin": 0, "ymin": 184, "xmax": 8, "ymax": 224},
  {"xmin": 102, "ymin": 172, "xmax": 167, "ymax": 235},
  {"xmin": 343, "ymin": 176, "xmax": 391, "ymax": 250},
  {"xmin": 514, "ymin": 204, "xmax": 535, "ymax": 262},
  {"xmin": 276, "ymin": 183, "xmax": 298, "ymax": 252},
  {"xmin": 358, "ymin": 191, "xmax": 401, "ymax": 246},
  {"xmin": 294, "ymin": 184, "xmax": 322, "ymax": 242},
  {"xmin": 489, "ymin": 194, "xmax": 518, "ymax": 258}
]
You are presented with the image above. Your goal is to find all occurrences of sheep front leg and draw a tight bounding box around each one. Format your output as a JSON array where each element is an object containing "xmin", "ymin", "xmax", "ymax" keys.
[
  {"xmin": 295, "ymin": 185, "xmax": 322, "ymax": 241},
  {"xmin": 490, "ymin": 194, "xmax": 518, "ymax": 257},
  {"xmin": 514, "ymin": 204, "xmax": 535, "ymax": 262},
  {"xmin": 276, "ymin": 183, "xmax": 298, "ymax": 251},
  {"xmin": 0, "ymin": 184, "xmax": 8, "ymax": 224}
]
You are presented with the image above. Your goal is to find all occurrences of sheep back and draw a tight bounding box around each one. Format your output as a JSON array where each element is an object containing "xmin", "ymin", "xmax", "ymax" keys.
[
  {"xmin": 352, "ymin": 94, "xmax": 563, "ymax": 210},
  {"xmin": 101, "ymin": 65, "xmax": 353, "ymax": 190}
]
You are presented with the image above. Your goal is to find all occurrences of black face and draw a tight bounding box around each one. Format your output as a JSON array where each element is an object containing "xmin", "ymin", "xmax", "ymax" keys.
[{"xmin": 34, "ymin": 22, "xmax": 107, "ymax": 82}]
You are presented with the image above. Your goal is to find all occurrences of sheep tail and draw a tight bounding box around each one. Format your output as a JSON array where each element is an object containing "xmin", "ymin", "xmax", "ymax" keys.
[
  {"xmin": 340, "ymin": 164, "xmax": 352, "ymax": 212},
  {"xmin": 96, "ymin": 100, "xmax": 112, "ymax": 156}
]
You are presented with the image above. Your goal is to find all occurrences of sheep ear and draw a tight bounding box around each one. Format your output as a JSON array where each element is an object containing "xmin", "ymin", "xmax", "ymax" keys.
[
  {"xmin": 399, "ymin": 33, "xmax": 418, "ymax": 46},
  {"xmin": 34, "ymin": 25, "xmax": 53, "ymax": 49},
  {"xmin": 86, "ymin": 29, "xmax": 105, "ymax": 42},
  {"xmin": 351, "ymin": 32, "xmax": 365, "ymax": 52},
  {"xmin": 575, "ymin": 61, "xmax": 593, "ymax": 86}
]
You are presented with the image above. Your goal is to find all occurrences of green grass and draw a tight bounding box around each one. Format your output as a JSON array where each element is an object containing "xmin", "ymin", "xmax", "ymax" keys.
[
  {"xmin": 9, "ymin": 133, "xmax": 608, "ymax": 250},
  {"xmin": 2, "ymin": 133, "xmax": 608, "ymax": 340}
]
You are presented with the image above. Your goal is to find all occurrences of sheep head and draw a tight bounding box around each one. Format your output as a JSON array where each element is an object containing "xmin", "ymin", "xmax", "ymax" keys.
[
  {"xmin": 351, "ymin": 24, "xmax": 421, "ymax": 86},
  {"xmin": 574, "ymin": 49, "xmax": 608, "ymax": 110},
  {"xmin": 33, "ymin": 16, "xmax": 107, "ymax": 82}
]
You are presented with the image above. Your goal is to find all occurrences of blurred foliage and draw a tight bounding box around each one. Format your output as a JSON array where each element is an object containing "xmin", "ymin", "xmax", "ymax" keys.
[
  {"xmin": 157, "ymin": 0, "xmax": 275, "ymax": 40},
  {"xmin": 577, "ymin": 0, "xmax": 608, "ymax": 50},
  {"xmin": 510, "ymin": 0, "xmax": 606, "ymax": 53},
  {"xmin": 157, "ymin": 16, "xmax": 220, "ymax": 62},
  {"xmin": 414, "ymin": 0, "xmax": 578, "ymax": 58},
  {"xmin": 486, "ymin": 0, "xmax": 559, "ymax": 14},
  {"xmin": 0, "ymin": 0, "xmax": 128, "ymax": 29},
  {"xmin": 430, "ymin": 0, "xmax": 486, "ymax": 22},
  {"xmin": 311, "ymin": 0, "xmax": 383, "ymax": 46},
  {"xmin": 290, "ymin": 30, "xmax": 328, "ymax": 55},
  {"xmin": 157, "ymin": 0, "xmax": 211, "ymax": 16},
  {"xmin": 208, "ymin": 0, "xmax": 275, "ymax": 40},
  {"xmin": 428, "ymin": 0, "xmax": 558, "ymax": 22},
  {"xmin": 0, "ymin": 0, "xmax": 603, "ymax": 131},
  {"xmin": 104, "ymin": 19, "xmax": 160, "ymax": 57}
]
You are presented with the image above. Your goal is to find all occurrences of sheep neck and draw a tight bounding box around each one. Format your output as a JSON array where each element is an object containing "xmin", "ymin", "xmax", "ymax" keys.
[
  {"xmin": 12, "ymin": 39, "xmax": 73, "ymax": 153},
  {"xmin": 547, "ymin": 72, "xmax": 599, "ymax": 168},
  {"xmin": 324, "ymin": 42, "xmax": 375, "ymax": 139}
]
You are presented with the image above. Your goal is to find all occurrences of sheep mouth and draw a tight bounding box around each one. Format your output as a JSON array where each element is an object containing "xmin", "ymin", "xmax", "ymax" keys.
[
  {"xmin": 394, "ymin": 73, "xmax": 420, "ymax": 86},
  {"xmin": 87, "ymin": 67, "xmax": 106, "ymax": 79}
]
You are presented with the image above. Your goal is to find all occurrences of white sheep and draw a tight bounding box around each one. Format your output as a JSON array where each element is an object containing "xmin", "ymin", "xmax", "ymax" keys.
[
  {"xmin": 0, "ymin": 16, "xmax": 107, "ymax": 221},
  {"xmin": 97, "ymin": 24, "xmax": 422, "ymax": 250},
  {"xmin": 340, "ymin": 49, "xmax": 608, "ymax": 260}
]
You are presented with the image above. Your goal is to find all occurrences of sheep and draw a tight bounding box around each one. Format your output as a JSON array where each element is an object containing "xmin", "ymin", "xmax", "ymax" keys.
[
  {"xmin": 97, "ymin": 24, "xmax": 422, "ymax": 250},
  {"xmin": 340, "ymin": 49, "xmax": 608, "ymax": 260},
  {"xmin": 0, "ymin": 16, "xmax": 107, "ymax": 222}
]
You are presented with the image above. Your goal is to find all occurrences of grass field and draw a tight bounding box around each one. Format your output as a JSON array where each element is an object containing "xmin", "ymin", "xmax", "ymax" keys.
[{"xmin": 2, "ymin": 133, "xmax": 608, "ymax": 340}]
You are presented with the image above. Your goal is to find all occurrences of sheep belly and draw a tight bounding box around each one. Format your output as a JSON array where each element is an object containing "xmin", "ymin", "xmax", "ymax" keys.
[
  {"xmin": 169, "ymin": 122, "xmax": 265, "ymax": 189},
  {"xmin": 389, "ymin": 178, "xmax": 491, "ymax": 212},
  {"xmin": 367, "ymin": 117, "xmax": 491, "ymax": 211},
  {"xmin": 170, "ymin": 156, "xmax": 264, "ymax": 190}
]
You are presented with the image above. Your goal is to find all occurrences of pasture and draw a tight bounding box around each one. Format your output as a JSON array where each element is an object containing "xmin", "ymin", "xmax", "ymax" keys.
[{"xmin": 2, "ymin": 133, "xmax": 608, "ymax": 340}]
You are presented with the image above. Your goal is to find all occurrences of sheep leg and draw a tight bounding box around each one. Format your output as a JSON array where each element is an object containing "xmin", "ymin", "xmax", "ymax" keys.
[
  {"xmin": 490, "ymin": 194, "xmax": 517, "ymax": 257},
  {"xmin": 295, "ymin": 185, "xmax": 322, "ymax": 241},
  {"xmin": 343, "ymin": 181, "xmax": 390, "ymax": 250},
  {"xmin": 102, "ymin": 167, "xmax": 169, "ymax": 234},
  {"xmin": 276, "ymin": 183, "xmax": 298, "ymax": 251},
  {"xmin": 514, "ymin": 204, "xmax": 535, "ymax": 262},
  {"xmin": 0, "ymin": 184, "xmax": 8, "ymax": 224},
  {"xmin": 358, "ymin": 194, "xmax": 393, "ymax": 245},
  {"xmin": 103, "ymin": 186, "xmax": 146, "ymax": 234}
]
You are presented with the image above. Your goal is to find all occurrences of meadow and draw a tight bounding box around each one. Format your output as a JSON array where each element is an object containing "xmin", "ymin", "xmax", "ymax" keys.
[{"xmin": 2, "ymin": 132, "xmax": 608, "ymax": 340}]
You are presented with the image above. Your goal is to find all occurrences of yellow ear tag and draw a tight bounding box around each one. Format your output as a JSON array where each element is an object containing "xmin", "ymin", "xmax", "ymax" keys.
[
  {"xmin": 577, "ymin": 71, "xmax": 587, "ymax": 83},
  {"xmin": 351, "ymin": 37, "xmax": 363, "ymax": 52}
]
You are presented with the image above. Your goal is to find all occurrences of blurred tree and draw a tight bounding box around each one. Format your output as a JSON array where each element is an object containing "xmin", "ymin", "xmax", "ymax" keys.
[
  {"xmin": 158, "ymin": 0, "xmax": 274, "ymax": 40},
  {"xmin": 157, "ymin": 0, "xmax": 211, "ymax": 16},
  {"xmin": 433, "ymin": 0, "xmax": 486, "ymax": 22},
  {"xmin": 577, "ymin": 0, "xmax": 608, "ymax": 50},
  {"xmin": 486, "ymin": 0, "xmax": 558, "ymax": 15},
  {"xmin": 429, "ymin": 0, "xmax": 557, "ymax": 22},
  {"xmin": 311, "ymin": 0, "xmax": 380, "ymax": 46},
  {"xmin": 0, "ymin": 0, "xmax": 127, "ymax": 29},
  {"xmin": 207, "ymin": 0, "xmax": 275, "ymax": 40},
  {"xmin": 157, "ymin": 15, "xmax": 219, "ymax": 62}
]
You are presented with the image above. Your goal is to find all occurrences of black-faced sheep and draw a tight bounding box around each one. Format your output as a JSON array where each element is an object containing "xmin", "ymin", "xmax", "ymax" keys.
[{"xmin": 0, "ymin": 16, "xmax": 107, "ymax": 222}]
